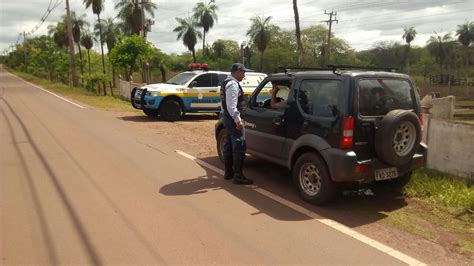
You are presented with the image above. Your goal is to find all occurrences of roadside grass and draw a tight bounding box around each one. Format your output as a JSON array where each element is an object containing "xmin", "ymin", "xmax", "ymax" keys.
[
  {"xmin": 10, "ymin": 70, "xmax": 137, "ymax": 112},
  {"xmin": 383, "ymin": 168, "xmax": 474, "ymax": 255},
  {"xmin": 406, "ymin": 169, "xmax": 473, "ymax": 218}
]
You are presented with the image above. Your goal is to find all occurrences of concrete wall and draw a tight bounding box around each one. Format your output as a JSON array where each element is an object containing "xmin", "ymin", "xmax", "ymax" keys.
[
  {"xmin": 430, "ymin": 96, "xmax": 455, "ymax": 120},
  {"xmin": 426, "ymin": 118, "xmax": 474, "ymax": 180},
  {"xmin": 119, "ymin": 80, "xmax": 145, "ymax": 100}
]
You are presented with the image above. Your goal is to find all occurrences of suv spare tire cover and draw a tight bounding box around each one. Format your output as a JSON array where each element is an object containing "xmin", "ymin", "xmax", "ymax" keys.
[{"xmin": 375, "ymin": 109, "xmax": 421, "ymax": 166}]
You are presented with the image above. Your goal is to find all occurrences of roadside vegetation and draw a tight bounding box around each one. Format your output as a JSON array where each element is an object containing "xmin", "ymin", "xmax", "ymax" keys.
[{"xmin": 384, "ymin": 168, "xmax": 474, "ymax": 256}]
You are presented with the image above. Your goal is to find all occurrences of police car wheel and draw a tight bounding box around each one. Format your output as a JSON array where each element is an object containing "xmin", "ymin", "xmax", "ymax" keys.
[
  {"xmin": 143, "ymin": 108, "xmax": 158, "ymax": 117},
  {"xmin": 159, "ymin": 99, "xmax": 182, "ymax": 121}
]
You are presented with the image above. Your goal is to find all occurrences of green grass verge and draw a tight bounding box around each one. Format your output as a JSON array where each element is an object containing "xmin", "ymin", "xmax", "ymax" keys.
[
  {"xmin": 9, "ymin": 69, "xmax": 137, "ymax": 113},
  {"xmin": 405, "ymin": 168, "xmax": 474, "ymax": 217},
  {"xmin": 381, "ymin": 168, "xmax": 474, "ymax": 256}
]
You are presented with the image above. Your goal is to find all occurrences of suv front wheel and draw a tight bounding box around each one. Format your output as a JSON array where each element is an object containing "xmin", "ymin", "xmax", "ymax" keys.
[{"xmin": 293, "ymin": 153, "xmax": 338, "ymax": 204}]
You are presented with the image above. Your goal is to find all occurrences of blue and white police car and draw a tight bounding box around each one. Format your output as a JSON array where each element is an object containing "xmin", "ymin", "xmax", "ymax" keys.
[{"xmin": 131, "ymin": 63, "xmax": 267, "ymax": 121}]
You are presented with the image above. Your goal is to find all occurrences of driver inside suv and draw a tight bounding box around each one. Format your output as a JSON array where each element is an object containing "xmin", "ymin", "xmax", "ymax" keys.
[{"xmin": 270, "ymin": 82, "xmax": 291, "ymax": 109}]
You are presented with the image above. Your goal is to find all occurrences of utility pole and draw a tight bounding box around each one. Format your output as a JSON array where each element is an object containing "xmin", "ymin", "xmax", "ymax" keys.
[
  {"xmin": 321, "ymin": 10, "xmax": 338, "ymax": 67},
  {"xmin": 138, "ymin": 0, "xmax": 149, "ymax": 83},
  {"xmin": 65, "ymin": 0, "xmax": 78, "ymax": 87},
  {"xmin": 23, "ymin": 31, "xmax": 28, "ymax": 72}
]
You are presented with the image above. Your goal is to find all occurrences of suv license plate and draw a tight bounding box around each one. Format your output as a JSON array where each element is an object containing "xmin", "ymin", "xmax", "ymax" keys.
[{"xmin": 375, "ymin": 167, "xmax": 398, "ymax": 181}]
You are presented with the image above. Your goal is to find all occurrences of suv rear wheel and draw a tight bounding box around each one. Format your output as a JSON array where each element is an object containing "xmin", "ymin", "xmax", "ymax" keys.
[
  {"xmin": 293, "ymin": 153, "xmax": 338, "ymax": 204},
  {"xmin": 375, "ymin": 110, "xmax": 421, "ymax": 166}
]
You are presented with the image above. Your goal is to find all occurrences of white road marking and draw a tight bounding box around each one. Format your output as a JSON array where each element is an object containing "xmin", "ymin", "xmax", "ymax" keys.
[
  {"xmin": 8, "ymin": 72, "xmax": 86, "ymax": 109},
  {"xmin": 176, "ymin": 149, "xmax": 426, "ymax": 266}
]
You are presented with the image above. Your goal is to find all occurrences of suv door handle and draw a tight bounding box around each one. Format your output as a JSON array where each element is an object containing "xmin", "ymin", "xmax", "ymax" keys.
[
  {"xmin": 273, "ymin": 117, "xmax": 284, "ymax": 125},
  {"xmin": 209, "ymin": 90, "xmax": 217, "ymax": 92}
]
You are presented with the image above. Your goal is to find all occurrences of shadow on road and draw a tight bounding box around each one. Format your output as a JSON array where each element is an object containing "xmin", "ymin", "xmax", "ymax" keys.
[
  {"xmin": 160, "ymin": 155, "xmax": 408, "ymax": 228},
  {"xmin": 118, "ymin": 113, "xmax": 218, "ymax": 123}
]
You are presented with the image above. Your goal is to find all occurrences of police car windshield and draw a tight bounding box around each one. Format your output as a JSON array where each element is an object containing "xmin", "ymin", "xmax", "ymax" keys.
[{"xmin": 167, "ymin": 72, "xmax": 197, "ymax": 85}]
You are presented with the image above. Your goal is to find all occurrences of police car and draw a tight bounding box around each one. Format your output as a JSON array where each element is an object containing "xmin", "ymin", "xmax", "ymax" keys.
[{"xmin": 131, "ymin": 63, "xmax": 267, "ymax": 121}]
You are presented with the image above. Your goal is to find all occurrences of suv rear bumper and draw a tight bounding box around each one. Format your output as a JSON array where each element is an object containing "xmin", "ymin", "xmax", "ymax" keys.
[{"xmin": 321, "ymin": 143, "xmax": 427, "ymax": 182}]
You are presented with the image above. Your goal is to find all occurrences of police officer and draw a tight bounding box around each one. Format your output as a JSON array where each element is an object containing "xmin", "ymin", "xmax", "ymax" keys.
[{"xmin": 220, "ymin": 63, "xmax": 253, "ymax": 185}]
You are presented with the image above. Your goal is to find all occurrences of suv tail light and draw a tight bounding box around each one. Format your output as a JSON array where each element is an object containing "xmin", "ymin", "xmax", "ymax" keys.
[{"xmin": 340, "ymin": 116, "xmax": 354, "ymax": 149}]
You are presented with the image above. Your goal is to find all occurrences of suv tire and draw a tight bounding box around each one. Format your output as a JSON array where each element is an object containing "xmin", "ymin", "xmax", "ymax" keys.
[
  {"xmin": 375, "ymin": 110, "xmax": 421, "ymax": 166},
  {"xmin": 217, "ymin": 130, "xmax": 226, "ymax": 163},
  {"xmin": 159, "ymin": 99, "xmax": 183, "ymax": 121},
  {"xmin": 293, "ymin": 153, "xmax": 338, "ymax": 204}
]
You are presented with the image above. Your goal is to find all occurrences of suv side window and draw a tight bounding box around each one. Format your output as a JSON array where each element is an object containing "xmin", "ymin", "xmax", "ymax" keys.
[
  {"xmin": 252, "ymin": 80, "xmax": 290, "ymax": 110},
  {"xmin": 358, "ymin": 78, "xmax": 415, "ymax": 116},
  {"xmin": 297, "ymin": 80, "xmax": 341, "ymax": 117},
  {"xmin": 193, "ymin": 73, "xmax": 214, "ymax": 87}
]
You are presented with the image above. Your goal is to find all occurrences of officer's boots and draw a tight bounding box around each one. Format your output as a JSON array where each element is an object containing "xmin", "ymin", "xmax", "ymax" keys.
[
  {"xmin": 232, "ymin": 156, "xmax": 253, "ymax": 185},
  {"xmin": 223, "ymin": 158, "xmax": 234, "ymax": 180}
]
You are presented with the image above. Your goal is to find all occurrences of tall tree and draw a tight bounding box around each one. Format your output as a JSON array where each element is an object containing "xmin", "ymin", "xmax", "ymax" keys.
[
  {"xmin": 456, "ymin": 21, "xmax": 474, "ymax": 78},
  {"xmin": 81, "ymin": 32, "xmax": 94, "ymax": 76},
  {"xmin": 247, "ymin": 15, "xmax": 273, "ymax": 71},
  {"xmin": 83, "ymin": 0, "xmax": 107, "ymax": 92},
  {"xmin": 402, "ymin": 26, "xmax": 417, "ymax": 74},
  {"xmin": 71, "ymin": 13, "xmax": 89, "ymax": 85},
  {"xmin": 48, "ymin": 22, "xmax": 69, "ymax": 49},
  {"xmin": 114, "ymin": 0, "xmax": 157, "ymax": 35},
  {"xmin": 427, "ymin": 32, "xmax": 454, "ymax": 73},
  {"xmin": 173, "ymin": 16, "xmax": 202, "ymax": 63},
  {"xmin": 293, "ymin": 0, "xmax": 303, "ymax": 66},
  {"xmin": 193, "ymin": 1, "xmax": 218, "ymax": 54},
  {"xmin": 109, "ymin": 35, "xmax": 154, "ymax": 81},
  {"xmin": 97, "ymin": 17, "xmax": 121, "ymax": 89}
]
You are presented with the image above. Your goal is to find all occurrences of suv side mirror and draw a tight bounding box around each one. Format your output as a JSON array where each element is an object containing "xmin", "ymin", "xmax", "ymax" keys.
[{"xmin": 189, "ymin": 81, "xmax": 198, "ymax": 88}]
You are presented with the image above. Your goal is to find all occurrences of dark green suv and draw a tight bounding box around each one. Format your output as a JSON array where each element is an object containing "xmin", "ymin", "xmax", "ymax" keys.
[{"xmin": 215, "ymin": 66, "xmax": 427, "ymax": 204}]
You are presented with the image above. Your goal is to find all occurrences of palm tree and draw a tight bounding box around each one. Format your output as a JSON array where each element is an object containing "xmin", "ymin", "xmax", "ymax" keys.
[
  {"xmin": 71, "ymin": 13, "xmax": 89, "ymax": 85},
  {"xmin": 402, "ymin": 26, "xmax": 417, "ymax": 74},
  {"xmin": 48, "ymin": 22, "xmax": 69, "ymax": 48},
  {"xmin": 98, "ymin": 17, "xmax": 121, "ymax": 89},
  {"xmin": 456, "ymin": 21, "xmax": 474, "ymax": 78},
  {"xmin": 83, "ymin": 0, "xmax": 107, "ymax": 88},
  {"xmin": 247, "ymin": 15, "xmax": 273, "ymax": 71},
  {"xmin": 173, "ymin": 16, "xmax": 202, "ymax": 63},
  {"xmin": 293, "ymin": 0, "xmax": 303, "ymax": 66},
  {"xmin": 427, "ymin": 32, "xmax": 454, "ymax": 73},
  {"xmin": 81, "ymin": 32, "xmax": 94, "ymax": 76},
  {"xmin": 193, "ymin": 1, "xmax": 218, "ymax": 54},
  {"xmin": 114, "ymin": 0, "xmax": 157, "ymax": 35}
]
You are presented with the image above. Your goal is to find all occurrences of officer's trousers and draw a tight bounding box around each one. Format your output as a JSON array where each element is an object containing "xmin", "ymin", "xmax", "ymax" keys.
[{"xmin": 222, "ymin": 115, "xmax": 246, "ymax": 161}]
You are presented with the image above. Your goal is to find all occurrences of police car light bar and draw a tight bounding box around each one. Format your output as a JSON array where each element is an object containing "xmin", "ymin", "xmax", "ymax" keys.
[{"xmin": 188, "ymin": 63, "xmax": 209, "ymax": 70}]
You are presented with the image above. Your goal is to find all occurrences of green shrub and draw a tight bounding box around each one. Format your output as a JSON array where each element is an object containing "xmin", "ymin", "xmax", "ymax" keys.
[{"xmin": 84, "ymin": 73, "xmax": 109, "ymax": 93}]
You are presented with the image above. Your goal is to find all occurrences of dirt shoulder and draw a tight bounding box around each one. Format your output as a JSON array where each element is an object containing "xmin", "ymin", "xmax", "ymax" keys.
[{"xmin": 110, "ymin": 111, "xmax": 473, "ymax": 265}]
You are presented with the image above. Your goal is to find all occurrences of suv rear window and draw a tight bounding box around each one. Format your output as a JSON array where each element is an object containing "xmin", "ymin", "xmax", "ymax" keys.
[{"xmin": 358, "ymin": 78, "xmax": 415, "ymax": 116}]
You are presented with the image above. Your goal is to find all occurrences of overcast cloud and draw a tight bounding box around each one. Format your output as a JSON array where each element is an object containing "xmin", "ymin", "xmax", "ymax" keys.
[{"xmin": 1, "ymin": 0, "xmax": 473, "ymax": 55}]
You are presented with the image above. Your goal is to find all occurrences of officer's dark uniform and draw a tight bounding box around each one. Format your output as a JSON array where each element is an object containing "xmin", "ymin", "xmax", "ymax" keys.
[{"xmin": 220, "ymin": 64, "xmax": 253, "ymax": 185}]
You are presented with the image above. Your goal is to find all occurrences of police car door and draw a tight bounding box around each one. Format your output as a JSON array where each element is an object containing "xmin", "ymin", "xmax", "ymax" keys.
[
  {"xmin": 188, "ymin": 73, "xmax": 220, "ymax": 110},
  {"xmin": 244, "ymin": 78, "xmax": 289, "ymax": 163}
]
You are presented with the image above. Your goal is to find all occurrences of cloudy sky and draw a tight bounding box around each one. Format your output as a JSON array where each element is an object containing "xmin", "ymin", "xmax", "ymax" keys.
[{"xmin": 1, "ymin": 0, "xmax": 473, "ymax": 55}]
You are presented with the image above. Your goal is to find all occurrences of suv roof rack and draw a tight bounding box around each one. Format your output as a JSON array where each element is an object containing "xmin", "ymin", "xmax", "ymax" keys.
[
  {"xmin": 327, "ymin": 64, "xmax": 398, "ymax": 73},
  {"xmin": 277, "ymin": 66, "xmax": 332, "ymax": 74}
]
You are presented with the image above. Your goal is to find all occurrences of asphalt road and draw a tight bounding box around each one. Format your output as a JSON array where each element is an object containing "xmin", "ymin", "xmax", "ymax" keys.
[{"xmin": 0, "ymin": 68, "xmax": 425, "ymax": 265}]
